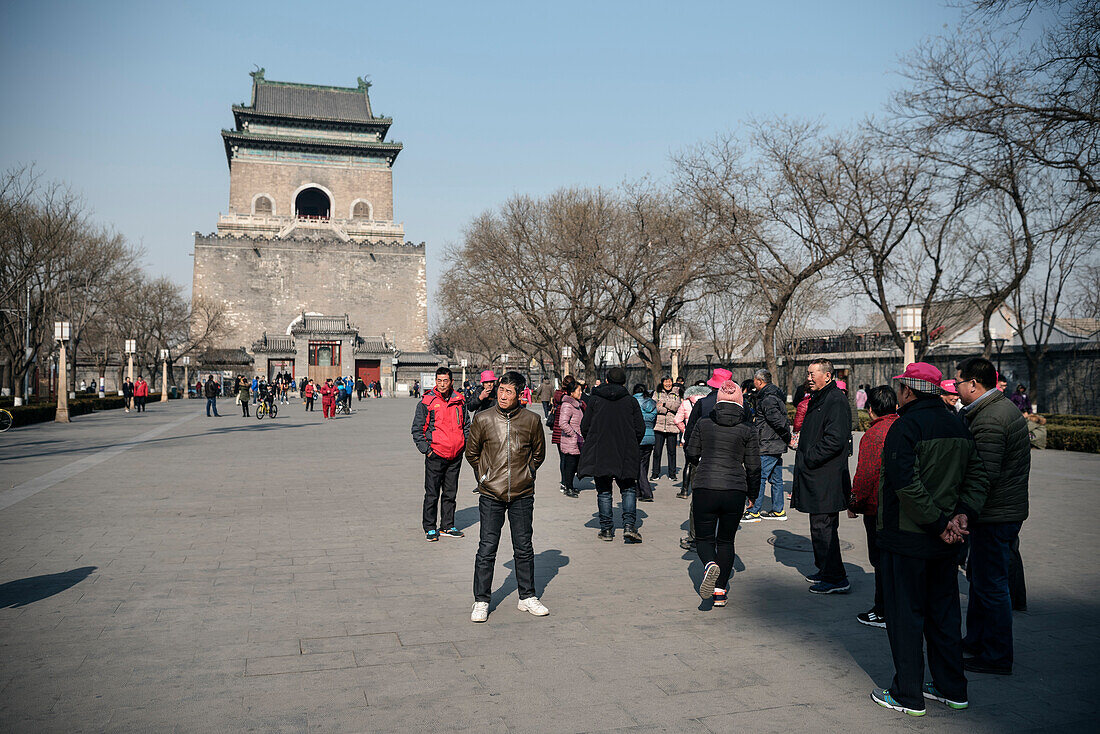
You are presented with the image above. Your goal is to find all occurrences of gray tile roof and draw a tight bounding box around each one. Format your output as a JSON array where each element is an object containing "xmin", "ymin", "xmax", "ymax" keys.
[{"xmin": 254, "ymin": 82, "xmax": 373, "ymax": 122}]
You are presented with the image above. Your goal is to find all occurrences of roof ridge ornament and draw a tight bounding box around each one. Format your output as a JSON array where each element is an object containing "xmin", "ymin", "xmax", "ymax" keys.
[
  {"xmin": 357, "ymin": 76, "xmax": 372, "ymax": 91},
  {"xmin": 250, "ymin": 66, "xmax": 265, "ymax": 82}
]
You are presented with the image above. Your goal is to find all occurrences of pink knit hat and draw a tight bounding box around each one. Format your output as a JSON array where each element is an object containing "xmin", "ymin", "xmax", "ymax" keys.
[
  {"xmin": 716, "ymin": 379, "xmax": 743, "ymax": 406},
  {"xmin": 479, "ymin": 370, "xmax": 496, "ymax": 383}
]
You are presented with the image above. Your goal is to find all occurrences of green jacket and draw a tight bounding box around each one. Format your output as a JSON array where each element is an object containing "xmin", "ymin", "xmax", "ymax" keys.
[
  {"xmin": 877, "ymin": 397, "xmax": 989, "ymax": 559},
  {"xmin": 962, "ymin": 390, "xmax": 1030, "ymax": 523}
]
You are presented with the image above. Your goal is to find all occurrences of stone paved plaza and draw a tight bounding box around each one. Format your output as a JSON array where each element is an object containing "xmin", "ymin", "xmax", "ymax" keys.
[{"xmin": 0, "ymin": 398, "xmax": 1097, "ymax": 732}]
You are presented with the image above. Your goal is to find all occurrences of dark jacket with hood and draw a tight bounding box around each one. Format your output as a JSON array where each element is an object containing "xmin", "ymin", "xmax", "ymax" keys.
[
  {"xmin": 754, "ymin": 383, "xmax": 791, "ymax": 455},
  {"xmin": 578, "ymin": 382, "xmax": 645, "ymax": 479},
  {"xmin": 791, "ymin": 380, "xmax": 852, "ymax": 514},
  {"xmin": 878, "ymin": 396, "xmax": 989, "ymax": 559},
  {"xmin": 684, "ymin": 401, "xmax": 762, "ymax": 496}
]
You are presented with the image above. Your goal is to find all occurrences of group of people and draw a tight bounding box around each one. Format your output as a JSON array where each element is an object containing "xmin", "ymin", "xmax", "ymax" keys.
[
  {"xmin": 410, "ymin": 352, "xmax": 1032, "ymax": 718},
  {"xmin": 120, "ymin": 376, "xmax": 149, "ymax": 413}
]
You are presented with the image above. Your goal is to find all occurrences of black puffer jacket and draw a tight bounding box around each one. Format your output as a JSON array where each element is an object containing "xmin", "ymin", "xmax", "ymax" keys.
[
  {"xmin": 963, "ymin": 390, "xmax": 1030, "ymax": 523},
  {"xmin": 754, "ymin": 383, "xmax": 791, "ymax": 455},
  {"xmin": 684, "ymin": 401, "xmax": 762, "ymax": 496},
  {"xmin": 579, "ymin": 383, "xmax": 645, "ymax": 480}
]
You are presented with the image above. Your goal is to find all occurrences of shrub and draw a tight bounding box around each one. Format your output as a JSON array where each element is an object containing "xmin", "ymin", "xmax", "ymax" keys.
[
  {"xmin": 9, "ymin": 394, "xmax": 129, "ymax": 428},
  {"xmin": 1045, "ymin": 426, "xmax": 1100, "ymax": 454}
]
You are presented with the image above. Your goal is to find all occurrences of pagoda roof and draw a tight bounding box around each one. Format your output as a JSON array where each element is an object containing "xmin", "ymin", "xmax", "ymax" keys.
[
  {"xmin": 252, "ymin": 76, "xmax": 376, "ymax": 122},
  {"xmin": 221, "ymin": 129, "xmax": 403, "ymax": 167}
]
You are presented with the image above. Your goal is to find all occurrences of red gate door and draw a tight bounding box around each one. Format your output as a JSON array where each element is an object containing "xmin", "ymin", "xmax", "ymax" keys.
[{"xmin": 356, "ymin": 359, "xmax": 381, "ymax": 386}]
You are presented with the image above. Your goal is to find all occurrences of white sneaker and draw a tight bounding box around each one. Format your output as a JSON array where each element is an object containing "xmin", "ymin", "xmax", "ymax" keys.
[
  {"xmin": 517, "ymin": 596, "xmax": 549, "ymax": 616},
  {"xmin": 471, "ymin": 601, "xmax": 489, "ymax": 623}
]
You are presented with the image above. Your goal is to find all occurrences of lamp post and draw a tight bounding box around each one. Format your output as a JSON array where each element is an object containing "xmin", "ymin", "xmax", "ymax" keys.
[
  {"xmin": 180, "ymin": 356, "xmax": 191, "ymax": 398},
  {"xmin": 159, "ymin": 349, "xmax": 170, "ymax": 402},
  {"xmin": 54, "ymin": 322, "xmax": 71, "ymax": 423},
  {"xmin": 391, "ymin": 355, "xmax": 399, "ymax": 396},
  {"xmin": 993, "ymin": 337, "xmax": 1007, "ymax": 375},
  {"xmin": 125, "ymin": 339, "xmax": 136, "ymax": 383},
  {"xmin": 561, "ymin": 346, "xmax": 572, "ymax": 378},
  {"xmin": 705, "ymin": 353, "xmax": 713, "ymax": 375},
  {"xmin": 667, "ymin": 333, "xmax": 684, "ymax": 382},
  {"xmin": 460, "ymin": 358, "xmax": 468, "ymax": 387},
  {"xmin": 895, "ymin": 305, "xmax": 922, "ymax": 368}
]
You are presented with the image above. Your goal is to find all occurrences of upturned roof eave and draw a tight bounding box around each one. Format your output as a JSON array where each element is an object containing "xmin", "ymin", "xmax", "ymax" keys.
[
  {"xmin": 221, "ymin": 130, "xmax": 403, "ymax": 167},
  {"xmin": 231, "ymin": 105, "xmax": 393, "ymax": 131}
]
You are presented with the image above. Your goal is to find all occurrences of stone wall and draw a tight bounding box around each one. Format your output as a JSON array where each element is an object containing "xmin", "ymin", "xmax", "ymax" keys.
[
  {"xmin": 193, "ymin": 234, "xmax": 427, "ymax": 353},
  {"xmin": 228, "ymin": 159, "xmax": 394, "ymax": 220}
]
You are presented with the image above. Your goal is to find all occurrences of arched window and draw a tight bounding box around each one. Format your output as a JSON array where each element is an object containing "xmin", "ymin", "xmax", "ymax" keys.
[
  {"xmin": 352, "ymin": 200, "xmax": 372, "ymax": 220},
  {"xmin": 295, "ymin": 187, "xmax": 331, "ymax": 219},
  {"xmin": 253, "ymin": 195, "xmax": 273, "ymax": 214}
]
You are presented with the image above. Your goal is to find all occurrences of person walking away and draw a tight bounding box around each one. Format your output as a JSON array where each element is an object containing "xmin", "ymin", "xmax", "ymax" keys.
[
  {"xmin": 536, "ymin": 377, "xmax": 555, "ymax": 419},
  {"xmin": 465, "ymin": 371, "xmax": 547, "ymax": 622},
  {"xmin": 678, "ymin": 369, "xmax": 733, "ymax": 549},
  {"xmin": 202, "ymin": 375, "xmax": 219, "ymax": 417},
  {"xmin": 251, "ymin": 375, "xmax": 259, "ymax": 404},
  {"xmin": 955, "ymin": 356, "xmax": 1031, "ymax": 670},
  {"xmin": 304, "ymin": 379, "xmax": 316, "ymax": 412},
  {"xmin": 856, "ymin": 384, "xmax": 868, "ymax": 410},
  {"xmin": 412, "ymin": 367, "xmax": 470, "ymax": 541},
  {"xmin": 685, "ymin": 379, "xmax": 761, "ymax": 606},
  {"xmin": 847, "ymin": 385, "xmax": 899, "ymax": 629},
  {"xmin": 320, "ymin": 379, "xmax": 337, "ymax": 419},
  {"xmin": 792, "ymin": 359, "xmax": 852, "ymax": 594},
  {"xmin": 579, "ymin": 367, "xmax": 645, "ymax": 543},
  {"xmin": 122, "ymin": 377, "xmax": 134, "ymax": 412},
  {"xmin": 238, "ymin": 375, "xmax": 251, "ymax": 417},
  {"xmin": 633, "ymin": 385, "xmax": 658, "ymax": 501},
  {"xmin": 651, "ymin": 376, "xmax": 682, "ymax": 481},
  {"xmin": 520, "ymin": 385, "xmax": 532, "ymax": 406},
  {"xmin": 674, "ymin": 381, "xmax": 709, "ymax": 504},
  {"xmin": 745, "ymin": 369, "xmax": 792, "ymax": 522},
  {"xmin": 558, "ymin": 381, "xmax": 585, "ymax": 498},
  {"xmin": 551, "ymin": 375, "xmax": 578, "ymax": 494},
  {"xmin": 871, "ymin": 362, "xmax": 988, "ymax": 717}
]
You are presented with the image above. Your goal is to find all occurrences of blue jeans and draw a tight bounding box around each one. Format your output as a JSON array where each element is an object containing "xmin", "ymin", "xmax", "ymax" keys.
[
  {"xmin": 964, "ymin": 521, "xmax": 1021, "ymax": 669},
  {"xmin": 750, "ymin": 455, "xmax": 784, "ymax": 513},
  {"xmin": 595, "ymin": 476, "xmax": 637, "ymax": 529},
  {"xmin": 206, "ymin": 397, "xmax": 219, "ymax": 416}
]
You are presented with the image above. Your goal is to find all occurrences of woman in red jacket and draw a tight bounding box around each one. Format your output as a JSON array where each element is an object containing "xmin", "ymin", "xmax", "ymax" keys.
[
  {"xmin": 303, "ymin": 379, "xmax": 316, "ymax": 412},
  {"xmin": 319, "ymin": 379, "xmax": 337, "ymax": 419},
  {"xmin": 133, "ymin": 377, "xmax": 150, "ymax": 413}
]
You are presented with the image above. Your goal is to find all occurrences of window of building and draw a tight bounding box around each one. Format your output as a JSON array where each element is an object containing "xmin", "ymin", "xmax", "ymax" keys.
[
  {"xmin": 352, "ymin": 200, "xmax": 372, "ymax": 220},
  {"xmin": 308, "ymin": 342, "xmax": 341, "ymax": 366},
  {"xmin": 295, "ymin": 187, "xmax": 331, "ymax": 219},
  {"xmin": 254, "ymin": 195, "xmax": 273, "ymax": 214}
]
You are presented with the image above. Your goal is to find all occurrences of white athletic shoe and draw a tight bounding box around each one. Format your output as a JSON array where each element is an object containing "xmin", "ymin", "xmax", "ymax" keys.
[
  {"xmin": 517, "ymin": 596, "xmax": 550, "ymax": 616},
  {"xmin": 471, "ymin": 601, "xmax": 489, "ymax": 623}
]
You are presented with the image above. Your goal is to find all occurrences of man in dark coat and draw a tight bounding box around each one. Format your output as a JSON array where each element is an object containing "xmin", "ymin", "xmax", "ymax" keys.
[
  {"xmin": 579, "ymin": 367, "xmax": 645, "ymax": 543},
  {"xmin": 745, "ymin": 368, "xmax": 792, "ymax": 521},
  {"xmin": 792, "ymin": 358, "xmax": 853, "ymax": 594}
]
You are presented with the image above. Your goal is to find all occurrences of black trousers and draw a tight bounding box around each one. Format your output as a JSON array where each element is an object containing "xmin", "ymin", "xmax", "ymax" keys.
[
  {"xmin": 241, "ymin": 399, "xmax": 249, "ymax": 417},
  {"xmin": 864, "ymin": 513, "xmax": 883, "ymax": 614},
  {"xmin": 135, "ymin": 396, "xmax": 147, "ymax": 412},
  {"xmin": 423, "ymin": 454, "xmax": 461, "ymax": 532},
  {"xmin": 561, "ymin": 452, "xmax": 579, "ymax": 491},
  {"xmin": 305, "ymin": 396, "xmax": 314, "ymax": 411},
  {"xmin": 638, "ymin": 445, "xmax": 654, "ymax": 499},
  {"xmin": 881, "ymin": 550, "xmax": 967, "ymax": 711},
  {"xmin": 809, "ymin": 512, "xmax": 846, "ymax": 583},
  {"xmin": 651, "ymin": 431, "xmax": 678, "ymax": 477},
  {"xmin": 474, "ymin": 494, "xmax": 535, "ymax": 603},
  {"xmin": 1009, "ymin": 534, "xmax": 1027, "ymax": 611},
  {"xmin": 693, "ymin": 488, "xmax": 746, "ymax": 590}
]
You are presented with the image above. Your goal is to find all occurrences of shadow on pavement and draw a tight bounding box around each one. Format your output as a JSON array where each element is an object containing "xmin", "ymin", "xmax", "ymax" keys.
[
  {"xmin": 490, "ymin": 549, "xmax": 570, "ymax": 611},
  {"xmin": 584, "ymin": 507, "xmax": 649, "ymax": 530},
  {"xmin": 453, "ymin": 505, "xmax": 480, "ymax": 532},
  {"xmin": 0, "ymin": 567, "xmax": 97, "ymax": 608}
]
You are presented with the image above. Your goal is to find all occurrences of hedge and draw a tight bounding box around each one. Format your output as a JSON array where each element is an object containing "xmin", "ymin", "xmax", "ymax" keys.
[
  {"xmin": 9, "ymin": 394, "xmax": 131, "ymax": 428},
  {"xmin": 1046, "ymin": 425, "xmax": 1100, "ymax": 453}
]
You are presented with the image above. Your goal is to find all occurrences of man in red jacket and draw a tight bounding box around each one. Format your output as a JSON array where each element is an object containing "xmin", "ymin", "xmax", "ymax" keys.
[
  {"xmin": 412, "ymin": 367, "xmax": 471, "ymax": 541},
  {"xmin": 848, "ymin": 385, "xmax": 899, "ymax": 629}
]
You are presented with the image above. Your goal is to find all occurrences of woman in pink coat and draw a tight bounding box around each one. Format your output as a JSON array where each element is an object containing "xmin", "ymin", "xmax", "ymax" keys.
[{"xmin": 558, "ymin": 382, "xmax": 585, "ymax": 498}]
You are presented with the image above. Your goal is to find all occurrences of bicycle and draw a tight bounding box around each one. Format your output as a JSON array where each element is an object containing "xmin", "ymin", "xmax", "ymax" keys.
[
  {"xmin": 0, "ymin": 408, "xmax": 12, "ymax": 432},
  {"xmin": 256, "ymin": 401, "xmax": 278, "ymax": 420}
]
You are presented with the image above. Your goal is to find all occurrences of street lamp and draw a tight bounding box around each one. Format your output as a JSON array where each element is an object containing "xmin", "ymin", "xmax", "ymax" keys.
[
  {"xmin": 391, "ymin": 354, "xmax": 399, "ymax": 396},
  {"xmin": 54, "ymin": 322, "xmax": 71, "ymax": 423},
  {"xmin": 460, "ymin": 358, "xmax": 468, "ymax": 387},
  {"xmin": 179, "ymin": 356, "xmax": 191, "ymax": 398},
  {"xmin": 159, "ymin": 348, "xmax": 170, "ymax": 402},
  {"xmin": 993, "ymin": 337, "xmax": 1007, "ymax": 375},
  {"xmin": 667, "ymin": 333, "xmax": 684, "ymax": 382},
  {"xmin": 895, "ymin": 305, "xmax": 922, "ymax": 368},
  {"xmin": 705, "ymin": 353, "xmax": 714, "ymax": 375},
  {"xmin": 125, "ymin": 339, "xmax": 136, "ymax": 384},
  {"xmin": 561, "ymin": 345, "xmax": 572, "ymax": 378}
]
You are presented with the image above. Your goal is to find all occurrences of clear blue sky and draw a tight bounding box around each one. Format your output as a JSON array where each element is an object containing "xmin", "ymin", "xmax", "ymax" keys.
[{"xmin": 2, "ymin": 0, "xmax": 971, "ymax": 313}]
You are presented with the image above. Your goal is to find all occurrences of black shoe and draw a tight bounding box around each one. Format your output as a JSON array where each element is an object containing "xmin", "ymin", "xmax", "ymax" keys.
[
  {"xmin": 649, "ymin": 475, "xmax": 660, "ymax": 481},
  {"xmin": 598, "ymin": 528, "xmax": 615, "ymax": 541},
  {"xmin": 639, "ymin": 496, "xmax": 654, "ymax": 502},
  {"xmin": 963, "ymin": 658, "xmax": 1012, "ymax": 675},
  {"xmin": 676, "ymin": 490, "xmax": 689, "ymax": 499},
  {"xmin": 679, "ymin": 536, "xmax": 695, "ymax": 551},
  {"xmin": 668, "ymin": 474, "xmax": 678, "ymax": 481},
  {"xmin": 623, "ymin": 525, "xmax": 642, "ymax": 543},
  {"xmin": 857, "ymin": 609, "xmax": 887, "ymax": 628},
  {"xmin": 440, "ymin": 527, "xmax": 464, "ymax": 538}
]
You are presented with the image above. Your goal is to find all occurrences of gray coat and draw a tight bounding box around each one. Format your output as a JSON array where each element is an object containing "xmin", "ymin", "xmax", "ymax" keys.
[
  {"xmin": 963, "ymin": 390, "xmax": 1030, "ymax": 523},
  {"xmin": 791, "ymin": 381, "xmax": 852, "ymax": 514}
]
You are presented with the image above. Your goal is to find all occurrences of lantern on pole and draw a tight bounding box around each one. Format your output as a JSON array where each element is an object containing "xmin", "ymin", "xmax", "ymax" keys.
[
  {"xmin": 895, "ymin": 306, "xmax": 922, "ymax": 368},
  {"xmin": 159, "ymin": 348, "xmax": 170, "ymax": 402},
  {"xmin": 125, "ymin": 339, "xmax": 136, "ymax": 383},
  {"xmin": 54, "ymin": 322, "xmax": 71, "ymax": 422},
  {"xmin": 667, "ymin": 333, "xmax": 684, "ymax": 382}
]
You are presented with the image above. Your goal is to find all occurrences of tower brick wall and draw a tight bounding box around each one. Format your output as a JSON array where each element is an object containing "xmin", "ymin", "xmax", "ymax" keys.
[{"xmin": 228, "ymin": 160, "xmax": 394, "ymax": 220}]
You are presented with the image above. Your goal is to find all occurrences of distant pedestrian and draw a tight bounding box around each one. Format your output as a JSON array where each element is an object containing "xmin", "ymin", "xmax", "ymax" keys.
[
  {"xmin": 847, "ymin": 385, "xmax": 898, "ymax": 629},
  {"xmin": 651, "ymin": 376, "xmax": 682, "ymax": 481},
  {"xmin": 558, "ymin": 380, "xmax": 585, "ymax": 498},
  {"xmin": 579, "ymin": 367, "xmax": 645, "ymax": 543},
  {"xmin": 551, "ymin": 375, "xmax": 578, "ymax": 494},
  {"xmin": 744, "ymin": 369, "xmax": 791, "ymax": 522},
  {"xmin": 238, "ymin": 375, "xmax": 251, "ymax": 417},
  {"xmin": 134, "ymin": 376, "xmax": 150, "ymax": 413},
  {"xmin": 122, "ymin": 377, "xmax": 134, "ymax": 412},
  {"xmin": 466, "ymin": 371, "xmax": 547, "ymax": 623},
  {"xmin": 792, "ymin": 358, "xmax": 852, "ymax": 595},
  {"xmin": 1009, "ymin": 384, "xmax": 1029, "ymax": 413},
  {"xmin": 251, "ymin": 375, "xmax": 259, "ymax": 404},
  {"xmin": 633, "ymin": 384, "xmax": 658, "ymax": 502},
  {"xmin": 855, "ymin": 384, "xmax": 868, "ymax": 410},
  {"xmin": 412, "ymin": 367, "xmax": 470, "ymax": 542},
  {"xmin": 202, "ymin": 375, "xmax": 219, "ymax": 417},
  {"xmin": 871, "ymin": 362, "xmax": 988, "ymax": 717},
  {"xmin": 956, "ymin": 356, "xmax": 1031, "ymax": 672},
  {"xmin": 536, "ymin": 377, "xmax": 555, "ymax": 419},
  {"xmin": 684, "ymin": 379, "xmax": 760, "ymax": 607},
  {"xmin": 320, "ymin": 379, "xmax": 336, "ymax": 419},
  {"xmin": 303, "ymin": 379, "xmax": 316, "ymax": 411}
]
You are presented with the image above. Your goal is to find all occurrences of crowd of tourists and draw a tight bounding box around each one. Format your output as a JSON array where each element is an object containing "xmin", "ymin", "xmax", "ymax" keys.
[
  {"xmin": 190, "ymin": 372, "xmax": 387, "ymax": 420},
  {"xmin": 410, "ymin": 354, "xmax": 1032, "ymax": 718}
]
